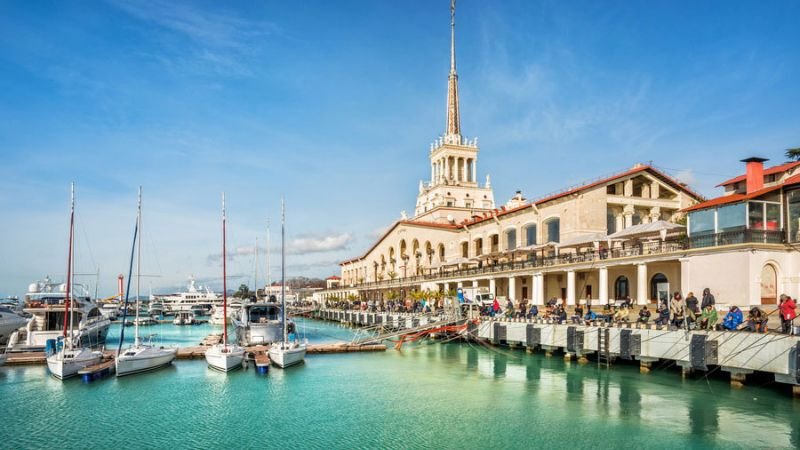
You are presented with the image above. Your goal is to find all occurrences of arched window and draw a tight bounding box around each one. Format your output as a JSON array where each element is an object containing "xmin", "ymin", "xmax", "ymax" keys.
[
  {"xmin": 505, "ymin": 229, "xmax": 517, "ymax": 250},
  {"xmin": 650, "ymin": 273, "xmax": 668, "ymax": 303},
  {"xmin": 437, "ymin": 243, "xmax": 445, "ymax": 262},
  {"xmin": 545, "ymin": 218, "xmax": 560, "ymax": 243},
  {"xmin": 474, "ymin": 238, "xmax": 483, "ymax": 256},
  {"xmin": 760, "ymin": 264, "xmax": 777, "ymax": 304},
  {"xmin": 614, "ymin": 276, "xmax": 629, "ymax": 300},
  {"xmin": 461, "ymin": 241, "xmax": 468, "ymax": 258},
  {"xmin": 524, "ymin": 224, "xmax": 537, "ymax": 246}
]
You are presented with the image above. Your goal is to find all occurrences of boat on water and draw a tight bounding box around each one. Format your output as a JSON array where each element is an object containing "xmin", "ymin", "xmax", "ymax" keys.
[
  {"xmin": 233, "ymin": 301, "xmax": 283, "ymax": 345},
  {"xmin": 116, "ymin": 187, "xmax": 178, "ymax": 377},
  {"xmin": 125, "ymin": 316, "xmax": 157, "ymax": 327},
  {"xmin": 0, "ymin": 306, "xmax": 28, "ymax": 344},
  {"xmin": 7, "ymin": 277, "xmax": 111, "ymax": 352},
  {"xmin": 268, "ymin": 200, "xmax": 306, "ymax": 369},
  {"xmin": 99, "ymin": 302, "xmax": 120, "ymax": 320},
  {"xmin": 148, "ymin": 301, "xmax": 164, "ymax": 317},
  {"xmin": 46, "ymin": 184, "xmax": 104, "ymax": 380},
  {"xmin": 151, "ymin": 277, "xmax": 220, "ymax": 314},
  {"xmin": 173, "ymin": 311, "xmax": 195, "ymax": 325},
  {"xmin": 205, "ymin": 193, "xmax": 245, "ymax": 372}
]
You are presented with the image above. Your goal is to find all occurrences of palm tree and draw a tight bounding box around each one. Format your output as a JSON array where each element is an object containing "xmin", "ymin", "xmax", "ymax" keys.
[{"xmin": 785, "ymin": 147, "xmax": 800, "ymax": 161}]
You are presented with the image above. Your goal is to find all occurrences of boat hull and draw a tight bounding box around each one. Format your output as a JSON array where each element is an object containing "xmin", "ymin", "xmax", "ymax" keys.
[
  {"xmin": 233, "ymin": 320, "xmax": 282, "ymax": 346},
  {"xmin": 0, "ymin": 352, "xmax": 6, "ymax": 366},
  {"xmin": 116, "ymin": 346, "xmax": 178, "ymax": 377},
  {"xmin": 268, "ymin": 344, "xmax": 306, "ymax": 368},
  {"xmin": 205, "ymin": 344, "xmax": 245, "ymax": 372},
  {"xmin": 46, "ymin": 348, "xmax": 102, "ymax": 380}
]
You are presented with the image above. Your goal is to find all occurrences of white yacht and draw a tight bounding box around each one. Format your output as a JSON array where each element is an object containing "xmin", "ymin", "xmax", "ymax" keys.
[
  {"xmin": 0, "ymin": 306, "xmax": 28, "ymax": 344},
  {"xmin": 148, "ymin": 301, "xmax": 164, "ymax": 317},
  {"xmin": 233, "ymin": 302, "xmax": 283, "ymax": 346},
  {"xmin": 47, "ymin": 345, "xmax": 103, "ymax": 380},
  {"xmin": 208, "ymin": 300, "xmax": 243, "ymax": 326},
  {"xmin": 173, "ymin": 311, "xmax": 195, "ymax": 325},
  {"xmin": 99, "ymin": 302, "xmax": 120, "ymax": 320},
  {"xmin": 152, "ymin": 277, "xmax": 220, "ymax": 314},
  {"xmin": 7, "ymin": 277, "xmax": 111, "ymax": 352}
]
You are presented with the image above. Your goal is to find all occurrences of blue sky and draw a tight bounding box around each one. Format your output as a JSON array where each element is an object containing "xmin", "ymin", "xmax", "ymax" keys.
[{"xmin": 1, "ymin": 0, "xmax": 798, "ymax": 296}]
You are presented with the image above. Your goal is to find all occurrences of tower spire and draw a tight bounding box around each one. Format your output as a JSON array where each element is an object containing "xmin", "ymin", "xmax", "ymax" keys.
[{"xmin": 445, "ymin": 0, "xmax": 461, "ymax": 144}]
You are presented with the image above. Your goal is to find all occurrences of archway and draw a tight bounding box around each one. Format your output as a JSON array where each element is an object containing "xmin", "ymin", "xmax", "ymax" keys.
[
  {"xmin": 614, "ymin": 276, "xmax": 629, "ymax": 300},
  {"xmin": 650, "ymin": 273, "xmax": 669, "ymax": 304},
  {"xmin": 760, "ymin": 264, "xmax": 778, "ymax": 305}
]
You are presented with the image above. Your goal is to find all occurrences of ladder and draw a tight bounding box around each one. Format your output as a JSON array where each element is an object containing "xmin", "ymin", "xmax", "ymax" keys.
[{"xmin": 597, "ymin": 327, "xmax": 611, "ymax": 368}]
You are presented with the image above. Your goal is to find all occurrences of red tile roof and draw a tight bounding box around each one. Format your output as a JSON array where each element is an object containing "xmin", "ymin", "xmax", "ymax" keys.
[
  {"xmin": 682, "ymin": 184, "xmax": 782, "ymax": 212},
  {"xmin": 716, "ymin": 161, "xmax": 800, "ymax": 187}
]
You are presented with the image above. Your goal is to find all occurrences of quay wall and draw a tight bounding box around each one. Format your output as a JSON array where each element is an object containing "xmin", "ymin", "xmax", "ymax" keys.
[{"xmin": 314, "ymin": 309, "xmax": 800, "ymax": 393}]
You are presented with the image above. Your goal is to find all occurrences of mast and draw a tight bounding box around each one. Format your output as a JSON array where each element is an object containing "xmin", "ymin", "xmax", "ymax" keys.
[
  {"xmin": 62, "ymin": 183, "xmax": 75, "ymax": 346},
  {"xmin": 222, "ymin": 192, "xmax": 228, "ymax": 347},
  {"xmin": 281, "ymin": 199, "xmax": 287, "ymax": 345},
  {"xmin": 117, "ymin": 188, "xmax": 140, "ymax": 355},
  {"xmin": 266, "ymin": 219, "xmax": 271, "ymax": 298},
  {"xmin": 254, "ymin": 236, "xmax": 258, "ymax": 300},
  {"xmin": 134, "ymin": 186, "xmax": 142, "ymax": 346}
]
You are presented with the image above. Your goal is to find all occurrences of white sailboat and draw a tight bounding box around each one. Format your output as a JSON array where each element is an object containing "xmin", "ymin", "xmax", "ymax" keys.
[
  {"xmin": 269, "ymin": 199, "xmax": 306, "ymax": 368},
  {"xmin": 205, "ymin": 193, "xmax": 245, "ymax": 372},
  {"xmin": 116, "ymin": 187, "xmax": 177, "ymax": 377},
  {"xmin": 46, "ymin": 184, "xmax": 103, "ymax": 380}
]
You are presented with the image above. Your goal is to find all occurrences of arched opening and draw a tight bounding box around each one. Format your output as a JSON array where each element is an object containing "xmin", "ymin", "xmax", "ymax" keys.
[
  {"xmin": 760, "ymin": 264, "xmax": 778, "ymax": 304},
  {"xmin": 544, "ymin": 218, "xmax": 560, "ymax": 243},
  {"xmin": 650, "ymin": 273, "xmax": 669, "ymax": 304},
  {"xmin": 474, "ymin": 237, "xmax": 483, "ymax": 256},
  {"xmin": 425, "ymin": 241, "xmax": 433, "ymax": 264},
  {"xmin": 437, "ymin": 243, "xmax": 445, "ymax": 263},
  {"xmin": 460, "ymin": 241, "xmax": 468, "ymax": 258},
  {"xmin": 489, "ymin": 234, "xmax": 499, "ymax": 253},
  {"xmin": 614, "ymin": 276, "xmax": 629, "ymax": 300},
  {"xmin": 524, "ymin": 224, "xmax": 537, "ymax": 246},
  {"xmin": 505, "ymin": 228, "xmax": 517, "ymax": 251}
]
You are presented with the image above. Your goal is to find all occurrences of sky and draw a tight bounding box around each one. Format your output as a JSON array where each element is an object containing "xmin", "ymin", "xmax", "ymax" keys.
[{"xmin": 1, "ymin": 0, "xmax": 799, "ymax": 297}]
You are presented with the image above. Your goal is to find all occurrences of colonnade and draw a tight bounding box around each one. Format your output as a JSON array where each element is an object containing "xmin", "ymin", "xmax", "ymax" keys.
[{"xmin": 432, "ymin": 155, "xmax": 476, "ymax": 184}]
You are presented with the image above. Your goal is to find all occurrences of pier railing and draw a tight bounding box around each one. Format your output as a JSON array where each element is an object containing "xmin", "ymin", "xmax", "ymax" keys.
[{"xmin": 339, "ymin": 229, "xmax": 786, "ymax": 291}]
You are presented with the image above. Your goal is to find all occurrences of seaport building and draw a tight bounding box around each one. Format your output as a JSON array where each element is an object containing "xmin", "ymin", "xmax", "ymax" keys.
[{"xmin": 322, "ymin": 3, "xmax": 800, "ymax": 309}]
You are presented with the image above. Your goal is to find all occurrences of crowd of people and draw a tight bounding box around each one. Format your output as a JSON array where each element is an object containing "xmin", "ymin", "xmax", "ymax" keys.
[{"xmin": 324, "ymin": 287, "xmax": 798, "ymax": 335}]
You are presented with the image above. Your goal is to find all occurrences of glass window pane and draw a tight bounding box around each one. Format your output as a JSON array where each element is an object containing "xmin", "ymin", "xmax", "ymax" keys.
[
  {"xmin": 688, "ymin": 209, "xmax": 714, "ymax": 235},
  {"xmin": 546, "ymin": 219, "xmax": 560, "ymax": 243},
  {"xmin": 717, "ymin": 203, "xmax": 746, "ymax": 231},
  {"xmin": 749, "ymin": 201, "xmax": 765, "ymax": 230},
  {"xmin": 506, "ymin": 229, "xmax": 516, "ymax": 250},
  {"xmin": 788, "ymin": 190, "xmax": 800, "ymax": 242},
  {"xmin": 525, "ymin": 225, "xmax": 537, "ymax": 246},
  {"xmin": 765, "ymin": 203, "xmax": 780, "ymax": 230}
]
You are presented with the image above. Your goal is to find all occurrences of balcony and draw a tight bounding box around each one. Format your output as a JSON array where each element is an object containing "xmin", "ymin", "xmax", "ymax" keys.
[{"xmin": 340, "ymin": 229, "xmax": 786, "ymax": 291}]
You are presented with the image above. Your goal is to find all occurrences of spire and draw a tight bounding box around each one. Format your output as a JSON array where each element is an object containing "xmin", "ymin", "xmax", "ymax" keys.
[{"xmin": 445, "ymin": 0, "xmax": 461, "ymax": 144}]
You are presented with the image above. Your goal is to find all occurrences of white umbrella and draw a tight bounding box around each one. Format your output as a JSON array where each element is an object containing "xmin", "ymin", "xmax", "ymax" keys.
[{"xmin": 607, "ymin": 220, "xmax": 685, "ymax": 240}]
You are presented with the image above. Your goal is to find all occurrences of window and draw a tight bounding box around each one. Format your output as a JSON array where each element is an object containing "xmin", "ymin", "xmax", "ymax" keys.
[
  {"xmin": 749, "ymin": 201, "xmax": 765, "ymax": 229},
  {"xmin": 766, "ymin": 203, "xmax": 780, "ymax": 230},
  {"xmin": 688, "ymin": 209, "xmax": 714, "ymax": 235},
  {"xmin": 446, "ymin": 201, "xmax": 454, "ymax": 207},
  {"xmin": 650, "ymin": 273, "xmax": 669, "ymax": 303},
  {"xmin": 717, "ymin": 203, "xmax": 746, "ymax": 232},
  {"xmin": 787, "ymin": 190, "xmax": 800, "ymax": 242},
  {"xmin": 461, "ymin": 242, "xmax": 468, "ymax": 258},
  {"xmin": 505, "ymin": 229, "xmax": 517, "ymax": 250},
  {"xmin": 607, "ymin": 210, "xmax": 617, "ymax": 234},
  {"xmin": 524, "ymin": 224, "xmax": 537, "ymax": 246},
  {"xmin": 464, "ymin": 201, "xmax": 472, "ymax": 208},
  {"xmin": 474, "ymin": 238, "xmax": 483, "ymax": 256},
  {"xmin": 545, "ymin": 218, "xmax": 560, "ymax": 243},
  {"xmin": 614, "ymin": 276, "xmax": 629, "ymax": 300}
]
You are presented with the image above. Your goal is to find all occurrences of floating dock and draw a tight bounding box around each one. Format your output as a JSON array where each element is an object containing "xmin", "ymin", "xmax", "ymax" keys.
[{"xmin": 78, "ymin": 359, "xmax": 115, "ymax": 383}]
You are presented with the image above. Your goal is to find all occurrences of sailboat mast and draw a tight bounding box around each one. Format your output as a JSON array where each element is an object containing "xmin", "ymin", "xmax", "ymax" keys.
[
  {"xmin": 62, "ymin": 183, "xmax": 75, "ymax": 344},
  {"xmin": 117, "ymin": 190, "xmax": 139, "ymax": 355},
  {"xmin": 222, "ymin": 192, "xmax": 228, "ymax": 347},
  {"xmin": 134, "ymin": 186, "xmax": 142, "ymax": 345},
  {"xmin": 266, "ymin": 219, "xmax": 271, "ymax": 297},
  {"xmin": 254, "ymin": 236, "xmax": 258, "ymax": 299},
  {"xmin": 281, "ymin": 199, "xmax": 287, "ymax": 345}
]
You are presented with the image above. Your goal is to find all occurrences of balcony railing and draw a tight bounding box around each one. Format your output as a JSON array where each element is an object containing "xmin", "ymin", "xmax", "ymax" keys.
[{"xmin": 343, "ymin": 229, "xmax": 786, "ymax": 290}]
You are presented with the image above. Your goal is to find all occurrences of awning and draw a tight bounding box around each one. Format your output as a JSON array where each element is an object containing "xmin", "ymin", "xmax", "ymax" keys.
[
  {"xmin": 556, "ymin": 232, "xmax": 609, "ymax": 249},
  {"xmin": 607, "ymin": 220, "xmax": 685, "ymax": 240}
]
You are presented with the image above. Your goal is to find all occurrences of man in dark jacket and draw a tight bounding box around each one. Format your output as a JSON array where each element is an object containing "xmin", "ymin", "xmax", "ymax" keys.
[{"xmin": 701, "ymin": 288, "xmax": 715, "ymax": 309}]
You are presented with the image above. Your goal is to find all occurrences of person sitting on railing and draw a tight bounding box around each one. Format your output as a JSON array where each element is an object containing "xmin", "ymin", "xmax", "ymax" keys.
[
  {"xmin": 613, "ymin": 305, "xmax": 629, "ymax": 323},
  {"xmin": 699, "ymin": 304, "xmax": 717, "ymax": 330},
  {"xmin": 505, "ymin": 300, "xmax": 515, "ymax": 319},
  {"xmin": 491, "ymin": 298, "xmax": 500, "ymax": 318},
  {"xmin": 583, "ymin": 306, "xmax": 597, "ymax": 324},
  {"xmin": 571, "ymin": 304, "xmax": 583, "ymax": 324},
  {"xmin": 744, "ymin": 307, "xmax": 768, "ymax": 333},
  {"xmin": 638, "ymin": 305, "xmax": 651, "ymax": 324},
  {"xmin": 527, "ymin": 304, "xmax": 538, "ymax": 319},
  {"xmin": 670, "ymin": 292, "xmax": 685, "ymax": 329},
  {"xmin": 722, "ymin": 305, "xmax": 743, "ymax": 331},
  {"xmin": 655, "ymin": 303, "xmax": 670, "ymax": 326},
  {"xmin": 778, "ymin": 294, "xmax": 797, "ymax": 334},
  {"xmin": 554, "ymin": 305, "xmax": 567, "ymax": 324}
]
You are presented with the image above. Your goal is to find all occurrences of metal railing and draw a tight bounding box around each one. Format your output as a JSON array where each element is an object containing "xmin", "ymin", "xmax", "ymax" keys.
[{"xmin": 339, "ymin": 229, "xmax": 786, "ymax": 291}]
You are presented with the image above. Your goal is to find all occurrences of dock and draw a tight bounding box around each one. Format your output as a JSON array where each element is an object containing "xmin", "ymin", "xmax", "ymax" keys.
[{"xmin": 78, "ymin": 359, "xmax": 115, "ymax": 383}]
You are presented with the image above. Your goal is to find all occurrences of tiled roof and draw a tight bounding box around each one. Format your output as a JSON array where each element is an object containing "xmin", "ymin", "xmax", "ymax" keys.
[
  {"xmin": 716, "ymin": 161, "xmax": 800, "ymax": 187},
  {"xmin": 682, "ymin": 184, "xmax": 782, "ymax": 212}
]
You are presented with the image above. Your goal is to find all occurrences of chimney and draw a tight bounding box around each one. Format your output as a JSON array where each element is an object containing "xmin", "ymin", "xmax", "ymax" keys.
[{"xmin": 741, "ymin": 157, "xmax": 768, "ymax": 194}]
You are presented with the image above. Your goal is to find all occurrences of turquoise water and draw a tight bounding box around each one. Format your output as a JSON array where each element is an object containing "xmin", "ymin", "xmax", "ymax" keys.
[{"xmin": 2, "ymin": 319, "xmax": 799, "ymax": 449}]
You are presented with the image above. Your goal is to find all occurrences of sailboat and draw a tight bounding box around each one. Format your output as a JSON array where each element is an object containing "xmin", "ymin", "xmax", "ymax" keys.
[
  {"xmin": 46, "ymin": 184, "xmax": 103, "ymax": 380},
  {"xmin": 116, "ymin": 187, "xmax": 177, "ymax": 377},
  {"xmin": 205, "ymin": 193, "xmax": 245, "ymax": 372},
  {"xmin": 268, "ymin": 199, "xmax": 306, "ymax": 368}
]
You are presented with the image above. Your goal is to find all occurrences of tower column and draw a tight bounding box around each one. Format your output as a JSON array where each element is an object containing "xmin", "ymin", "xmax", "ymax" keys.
[
  {"xmin": 462, "ymin": 157, "xmax": 467, "ymax": 182},
  {"xmin": 472, "ymin": 159, "xmax": 477, "ymax": 184}
]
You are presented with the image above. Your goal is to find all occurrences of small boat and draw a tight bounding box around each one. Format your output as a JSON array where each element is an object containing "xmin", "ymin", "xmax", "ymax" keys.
[
  {"xmin": 205, "ymin": 193, "xmax": 245, "ymax": 372},
  {"xmin": 190, "ymin": 304, "xmax": 211, "ymax": 317},
  {"xmin": 0, "ymin": 306, "xmax": 28, "ymax": 343},
  {"xmin": 115, "ymin": 187, "xmax": 178, "ymax": 377},
  {"xmin": 173, "ymin": 311, "xmax": 195, "ymax": 325},
  {"xmin": 100, "ymin": 302, "xmax": 120, "ymax": 320},
  {"xmin": 46, "ymin": 184, "xmax": 104, "ymax": 380},
  {"xmin": 148, "ymin": 301, "xmax": 164, "ymax": 317},
  {"xmin": 268, "ymin": 200, "xmax": 306, "ymax": 369},
  {"xmin": 208, "ymin": 305, "xmax": 226, "ymax": 326}
]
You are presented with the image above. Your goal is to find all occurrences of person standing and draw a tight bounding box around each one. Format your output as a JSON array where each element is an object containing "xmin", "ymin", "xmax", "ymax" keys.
[
  {"xmin": 670, "ymin": 292, "xmax": 685, "ymax": 329},
  {"xmin": 778, "ymin": 294, "xmax": 797, "ymax": 334},
  {"xmin": 701, "ymin": 288, "xmax": 715, "ymax": 309},
  {"xmin": 685, "ymin": 292, "xmax": 699, "ymax": 328}
]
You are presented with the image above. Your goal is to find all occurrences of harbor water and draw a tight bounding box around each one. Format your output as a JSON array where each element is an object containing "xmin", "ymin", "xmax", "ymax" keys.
[{"xmin": 1, "ymin": 319, "xmax": 798, "ymax": 449}]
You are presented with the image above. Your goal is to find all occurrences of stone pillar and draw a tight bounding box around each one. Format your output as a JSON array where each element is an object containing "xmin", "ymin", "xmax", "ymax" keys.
[
  {"xmin": 472, "ymin": 159, "xmax": 477, "ymax": 183},
  {"xmin": 651, "ymin": 182, "xmax": 660, "ymax": 199},
  {"xmin": 566, "ymin": 270, "xmax": 576, "ymax": 305},
  {"xmin": 489, "ymin": 278, "xmax": 496, "ymax": 297},
  {"xmin": 680, "ymin": 257, "xmax": 690, "ymax": 297},
  {"xmin": 508, "ymin": 277, "xmax": 516, "ymax": 301},
  {"xmin": 457, "ymin": 281, "xmax": 463, "ymax": 289},
  {"xmin": 599, "ymin": 266, "xmax": 609, "ymax": 306},
  {"xmin": 535, "ymin": 274, "xmax": 545, "ymax": 305},
  {"xmin": 444, "ymin": 282, "xmax": 450, "ymax": 293},
  {"xmin": 472, "ymin": 280, "xmax": 479, "ymax": 288},
  {"xmin": 431, "ymin": 162, "xmax": 435, "ymax": 184},
  {"xmin": 444, "ymin": 157, "xmax": 450, "ymax": 182},
  {"xmin": 637, "ymin": 263, "xmax": 648, "ymax": 305}
]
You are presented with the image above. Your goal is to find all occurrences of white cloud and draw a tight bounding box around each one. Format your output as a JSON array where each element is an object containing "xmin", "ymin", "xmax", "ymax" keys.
[{"xmin": 287, "ymin": 233, "xmax": 352, "ymax": 255}]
